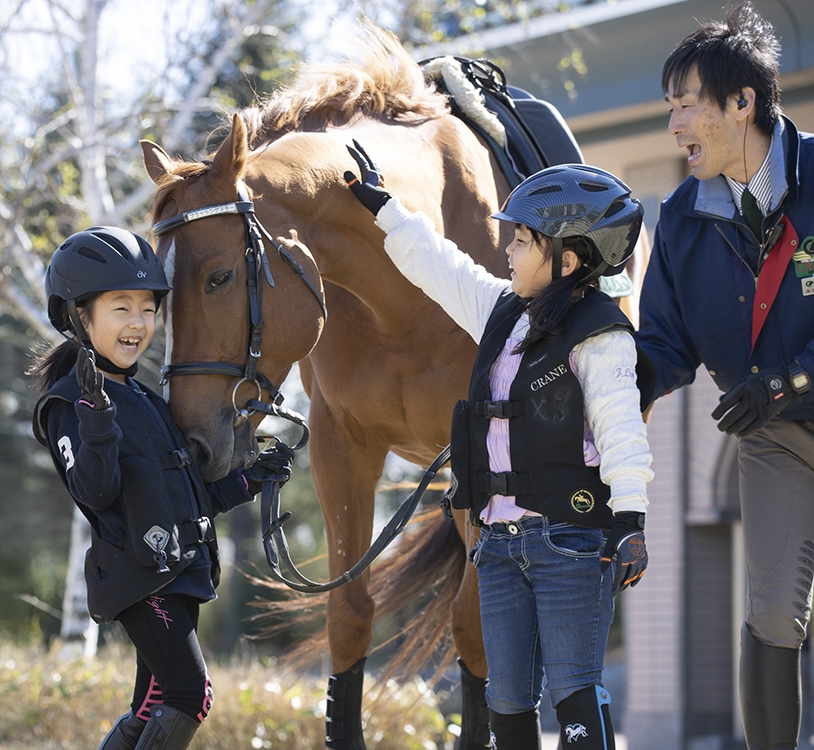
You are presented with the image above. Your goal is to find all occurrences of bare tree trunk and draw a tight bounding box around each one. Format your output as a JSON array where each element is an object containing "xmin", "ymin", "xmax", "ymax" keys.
[{"xmin": 59, "ymin": 505, "xmax": 99, "ymax": 658}]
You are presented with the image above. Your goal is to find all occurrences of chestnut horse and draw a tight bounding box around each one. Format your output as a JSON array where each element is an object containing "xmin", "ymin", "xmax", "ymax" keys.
[{"xmin": 141, "ymin": 27, "xmax": 644, "ymax": 750}]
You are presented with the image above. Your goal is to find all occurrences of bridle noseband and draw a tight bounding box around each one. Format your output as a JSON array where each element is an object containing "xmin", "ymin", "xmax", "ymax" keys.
[{"xmin": 153, "ymin": 181, "xmax": 327, "ymax": 447}]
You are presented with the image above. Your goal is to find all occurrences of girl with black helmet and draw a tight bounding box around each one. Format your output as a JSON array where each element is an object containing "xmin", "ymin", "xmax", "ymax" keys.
[
  {"xmin": 30, "ymin": 227, "xmax": 257, "ymax": 750},
  {"xmin": 345, "ymin": 146, "xmax": 653, "ymax": 750}
]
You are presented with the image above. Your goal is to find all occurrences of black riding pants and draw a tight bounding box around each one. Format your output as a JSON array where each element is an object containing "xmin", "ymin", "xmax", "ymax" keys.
[{"xmin": 117, "ymin": 593, "xmax": 213, "ymax": 723}]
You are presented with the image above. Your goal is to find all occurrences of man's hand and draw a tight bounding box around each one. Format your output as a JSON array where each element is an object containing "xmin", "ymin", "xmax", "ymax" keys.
[
  {"xmin": 600, "ymin": 512, "xmax": 647, "ymax": 596},
  {"xmin": 344, "ymin": 139, "xmax": 392, "ymax": 217},
  {"xmin": 711, "ymin": 367, "xmax": 792, "ymax": 436},
  {"xmin": 75, "ymin": 348, "xmax": 110, "ymax": 410}
]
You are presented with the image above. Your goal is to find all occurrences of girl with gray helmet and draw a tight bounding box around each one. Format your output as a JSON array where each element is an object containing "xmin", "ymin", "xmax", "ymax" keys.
[
  {"xmin": 30, "ymin": 227, "xmax": 256, "ymax": 750},
  {"xmin": 345, "ymin": 147, "xmax": 653, "ymax": 750}
]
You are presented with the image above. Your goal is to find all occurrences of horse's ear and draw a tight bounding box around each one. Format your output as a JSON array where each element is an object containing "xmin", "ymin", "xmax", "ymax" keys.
[
  {"xmin": 209, "ymin": 113, "xmax": 248, "ymax": 188},
  {"xmin": 141, "ymin": 140, "xmax": 175, "ymax": 185}
]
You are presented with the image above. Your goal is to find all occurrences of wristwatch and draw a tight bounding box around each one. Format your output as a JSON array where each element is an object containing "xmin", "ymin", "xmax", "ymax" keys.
[{"xmin": 787, "ymin": 360, "xmax": 811, "ymax": 396}]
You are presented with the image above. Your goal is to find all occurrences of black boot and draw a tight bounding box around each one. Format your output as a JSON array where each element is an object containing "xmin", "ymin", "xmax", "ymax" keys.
[
  {"xmin": 133, "ymin": 705, "xmax": 199, "ymax": 750},
  {"xmin": 740, "ymin": 623, "xmax": 800, "ymax": 749},
  {"xmin": 456, "ymin": 658, "xmax": 491, "ymax": 749},
  {"xmin": 326, "ymin": 657, "xmax": 367, "ymax": 749},
  {"xmin": 555, "ymin": 685, "xmax": 615, "ymax": 749},
  {"xmin": 98, "ymin": 713, "xmax": 146, "ymax": 749},
  {"xmin": 489, "ymin": 708, "xmax": 542, "ymax": 750}
]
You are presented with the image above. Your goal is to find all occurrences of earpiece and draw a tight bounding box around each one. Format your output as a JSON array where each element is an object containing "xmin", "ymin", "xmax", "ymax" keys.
[{"xmin": 737, "ymin": 92, "xmax": 747, "ymax": 110}]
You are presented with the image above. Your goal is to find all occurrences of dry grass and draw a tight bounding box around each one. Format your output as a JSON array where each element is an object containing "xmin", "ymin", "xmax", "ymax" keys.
[{"xmin": 0, "ymin": 639, "xmax": 457, "ymax": 749}]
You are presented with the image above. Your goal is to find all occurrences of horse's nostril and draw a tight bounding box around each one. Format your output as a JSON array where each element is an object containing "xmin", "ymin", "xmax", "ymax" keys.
[{"xmin": 184, "ymin": 434, "xmax": 213, "ymax": 471}]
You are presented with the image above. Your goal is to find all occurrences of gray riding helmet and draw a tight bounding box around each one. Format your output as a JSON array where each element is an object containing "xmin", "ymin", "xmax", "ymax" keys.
[
  {"xmin": 492, "ymin": 164, "xmax": 643, "ymax": 284},
  {"xmin": 44, "ymin": 226, "xmax": 171, "ymax": 341}
]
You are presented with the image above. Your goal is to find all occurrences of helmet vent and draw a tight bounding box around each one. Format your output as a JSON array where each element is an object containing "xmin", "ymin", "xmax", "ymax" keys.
[
  {"xmin": 529, "ymin": 185, "xmax": 563, "ymax": 196},
  {"xmin": 604, "ymin": 200, "xmax": 624, "ymax": 217},
  {"xmin": 579, "ymin": 181, "xmax": 609, "ymax": 193},
  {"xmin": 77, "ymin": 247, "xmax": 107, "ymax": 263}
]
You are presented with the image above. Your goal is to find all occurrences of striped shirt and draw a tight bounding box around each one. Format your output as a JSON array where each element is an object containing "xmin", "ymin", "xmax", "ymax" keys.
[{"xmin": 725, "ymin": 138, "xmax": 773, "ymax": 216}]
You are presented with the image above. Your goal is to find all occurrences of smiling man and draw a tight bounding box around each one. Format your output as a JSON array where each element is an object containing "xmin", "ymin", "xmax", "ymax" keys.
[{"xmin": 635, "ymin": 3, "xmax": 814, "ymax": 748}]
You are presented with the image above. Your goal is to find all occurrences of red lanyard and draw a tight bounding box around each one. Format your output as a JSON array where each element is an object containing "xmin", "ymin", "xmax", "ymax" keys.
[{"xmin": 751, "ymin": 215, "xmax": 798, "ymax": 352}]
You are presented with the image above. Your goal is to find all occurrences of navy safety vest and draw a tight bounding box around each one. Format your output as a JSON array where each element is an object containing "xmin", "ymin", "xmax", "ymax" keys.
[
  {"xmin": 33, "ymin": 376, "xmax": 219, "ymax": 623},
  {"xmin": 450, "ymin": 288, "xmax": 633, "ymax": 528}
]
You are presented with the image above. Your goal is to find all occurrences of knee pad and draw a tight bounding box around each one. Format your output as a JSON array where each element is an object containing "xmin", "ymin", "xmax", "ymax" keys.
[{"xmin": 556, "ymin": 685, "xmax": 615, "ymax": 749}]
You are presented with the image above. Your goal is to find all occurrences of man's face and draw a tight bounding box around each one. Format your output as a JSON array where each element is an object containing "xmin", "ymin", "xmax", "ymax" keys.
[{"xmin": 665, "ymin": 65, "xmax": 745, "ymax": 181}]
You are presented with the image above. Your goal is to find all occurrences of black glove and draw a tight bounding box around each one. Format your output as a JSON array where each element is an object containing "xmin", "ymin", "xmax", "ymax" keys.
[
  {"xmin": 75, "ymin": 348, "xmax": 110, "ymax": 410},
  {"xmin": 600, "ymin": 512, "xmax": 647, "ymax": 596},
  {"xmin": 244, "ymin": 443, "xmax": 295, "ymax": 496},
  {"xmin": 711, "ymin": 367, "xmax": 792, "ymax": 436},
  {"xmin": 344, "ymin": 139, "xmax": 392, "ymax": 216}
]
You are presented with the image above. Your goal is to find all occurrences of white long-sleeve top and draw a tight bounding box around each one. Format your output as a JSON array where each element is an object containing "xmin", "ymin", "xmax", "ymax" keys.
[{"xmin": 375, "ymin": 198, "xmax": 652, "ymax": 518}]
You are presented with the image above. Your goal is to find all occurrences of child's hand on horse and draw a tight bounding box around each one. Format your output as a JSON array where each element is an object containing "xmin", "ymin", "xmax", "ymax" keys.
[
  {"xmin": 600, "ymin": 511, "xmax": 647, "ymax": 596},
  {"xmin": 344, "ymin": 139, "xmax": 392, "ymax": 216},
  {"xmin": 75, "ymin": 347, "xmax": 111, "ymax": 410}
]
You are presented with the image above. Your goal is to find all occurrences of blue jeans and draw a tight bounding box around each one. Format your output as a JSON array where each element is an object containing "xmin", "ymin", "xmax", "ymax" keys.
[{"xmin": 470, "ymin": 515, "xmax": 614, "ymax": 713}]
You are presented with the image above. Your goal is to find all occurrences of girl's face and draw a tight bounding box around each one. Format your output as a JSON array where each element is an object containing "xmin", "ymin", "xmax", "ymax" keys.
[
  {"xmin": 506, "ymin": 225, "xmax": 553, "ymax": 298},
  {"xmin": 84, "ymin": 289, "xmax": 157, "ymax": 378}
]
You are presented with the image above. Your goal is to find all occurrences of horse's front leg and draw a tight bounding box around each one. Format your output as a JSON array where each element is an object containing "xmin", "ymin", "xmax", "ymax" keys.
[
  {"xmin": 307, "ymin": 391, "xmax": 385, "ymax": 750},
  {"xmin": 451, "ymin": 510, "xmax": 491, "ymax": 749}
]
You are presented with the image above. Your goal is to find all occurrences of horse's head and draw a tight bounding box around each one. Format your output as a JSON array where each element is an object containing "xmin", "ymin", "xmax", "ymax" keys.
[{"xmin": 141, "ymin": 114, "xmax": 325, "ymax": 481}]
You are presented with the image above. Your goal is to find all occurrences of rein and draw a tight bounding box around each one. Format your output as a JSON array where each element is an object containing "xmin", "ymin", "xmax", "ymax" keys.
[
  {"xmin": 153, "ymin": 182, "xmax": 326, "ymax": 444},
  {"xmin": 259, "ymin": 443, "xmax": 450, "ymax": 593}
]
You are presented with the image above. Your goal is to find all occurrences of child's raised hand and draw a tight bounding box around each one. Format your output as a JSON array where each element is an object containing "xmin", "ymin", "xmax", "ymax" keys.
[
  {"xmin": 75, "ymin": 348, "xmax": 111, "ymax": 410},
  {"xmin": 344, "ymin": 139, "xmax": 392, "ymax": 217}
]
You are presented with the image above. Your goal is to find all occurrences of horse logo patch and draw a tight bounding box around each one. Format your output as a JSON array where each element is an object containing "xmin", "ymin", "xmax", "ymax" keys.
[
  {"xmin": 565, "ymin": 723, "xmax": 589, "ymax": 743},
  {"xmin": 570, "ymin": 490, "xmax": 595, "ymax": 514}
]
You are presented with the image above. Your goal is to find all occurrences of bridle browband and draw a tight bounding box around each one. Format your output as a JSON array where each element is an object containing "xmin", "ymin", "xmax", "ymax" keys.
[{"xmin": 153, "ymin": 181, "xmax": 327, "ymax": 445}]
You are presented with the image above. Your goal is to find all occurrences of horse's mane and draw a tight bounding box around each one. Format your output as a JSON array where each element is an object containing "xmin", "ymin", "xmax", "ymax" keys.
[{"xmin": 240, "ymin": 23, "xmax": 449, "ymax": 148}]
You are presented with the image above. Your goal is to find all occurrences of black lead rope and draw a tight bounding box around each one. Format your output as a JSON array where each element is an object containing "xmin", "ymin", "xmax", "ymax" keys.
[{"xmin": 259, "ymin": 444, "xmax": 451, "ymax": 593}]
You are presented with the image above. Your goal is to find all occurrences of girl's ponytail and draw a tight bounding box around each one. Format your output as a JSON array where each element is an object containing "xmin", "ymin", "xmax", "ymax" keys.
[{"xmin": 29, "ymin": 339, "xmax": 82, "ymax": 394}]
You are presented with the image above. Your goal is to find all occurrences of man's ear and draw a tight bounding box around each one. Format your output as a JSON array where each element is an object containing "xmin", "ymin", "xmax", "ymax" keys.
[
  {"xmin": 561, "ymin": 249, "xmax": 583, "ymax": 278},
  {"xmin": 733, "ymin": 86, "xmax": 756, "ymax": 120}
]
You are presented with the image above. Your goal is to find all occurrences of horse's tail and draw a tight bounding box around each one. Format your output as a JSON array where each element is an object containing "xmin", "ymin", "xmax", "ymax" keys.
[
  {"xmin": 247, "ymin": 507, "xmax": 466, "ymax": 685},
  {"xmin": 369, "ymin": 507, "xmax": 466, "ymax": 684}
]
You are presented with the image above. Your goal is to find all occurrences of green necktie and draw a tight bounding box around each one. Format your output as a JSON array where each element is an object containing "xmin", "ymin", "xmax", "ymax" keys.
[{"xmin": 741, "ymin": 188, "xmax": 763, "ymax": 239}]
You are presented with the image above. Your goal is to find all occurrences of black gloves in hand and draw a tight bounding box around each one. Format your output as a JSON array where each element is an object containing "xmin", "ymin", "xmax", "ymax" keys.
[
  {"xmin": 244, "ymin": 443, "xmax": 295, "ymax": 496},
  {"xmin": 711, "ymin": 367, "xmax": 792, "ymax": 436},
  {"xmin": 600, "ymin": 512, "xmax": 647, "ymax": 597},
  {"xmin": 344, "ymin": 139, "xmax": 392, "ymax": 217},
  {"xmin": 75, "ymin": 348, "xmax": 111, "ymax": 410}
]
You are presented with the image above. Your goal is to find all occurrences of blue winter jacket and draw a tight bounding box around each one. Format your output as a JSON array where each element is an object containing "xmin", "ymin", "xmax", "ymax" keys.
[{"xmin": 636, "ymin": 116, "xmax": 814, "ymax": 422}]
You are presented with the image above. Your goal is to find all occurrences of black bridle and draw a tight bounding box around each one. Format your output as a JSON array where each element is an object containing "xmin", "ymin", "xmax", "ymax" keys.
[
  {"xmin": 153, "ymin": 182, "xmax": 326, "ymax": 446},
  {"xmin": 152, "ymin": 180, "xmax": 450, "ymax": 593}
]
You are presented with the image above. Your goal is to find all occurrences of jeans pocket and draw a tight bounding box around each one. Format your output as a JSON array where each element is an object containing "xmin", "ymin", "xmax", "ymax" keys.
[
  {"xmin": 468, "ymin": 538, "xmax": 483, "ymax": 566},
  {"xmin": 546, "ymin": 523, "xmax": 604, "ymax": 558}
]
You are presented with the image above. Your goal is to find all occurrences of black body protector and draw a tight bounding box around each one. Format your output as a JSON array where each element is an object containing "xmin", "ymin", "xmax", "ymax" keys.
[
  {"xmin": 450, "ymin": 288, "xmax": 633, "ymax": 529},
  {"xmin": 33, "ymin": 377, "xmax": 219, "ymax": 623}
]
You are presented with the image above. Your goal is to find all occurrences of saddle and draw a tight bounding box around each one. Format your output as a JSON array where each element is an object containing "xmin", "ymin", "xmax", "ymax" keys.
[{"xmin": 421, "ymin": 56, "xmax": 583, "ymax": 188}]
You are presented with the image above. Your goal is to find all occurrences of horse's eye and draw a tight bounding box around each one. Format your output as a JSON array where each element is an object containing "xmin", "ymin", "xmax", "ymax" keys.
[{"xmin": 207, "ymin": 271, "xmax": 231, "ymax": 291}]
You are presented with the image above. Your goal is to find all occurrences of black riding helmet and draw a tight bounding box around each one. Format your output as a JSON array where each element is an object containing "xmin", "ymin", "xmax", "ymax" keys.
[
  {"xmin": 492, "ymin": 164, "xmax": 643, "ymax": 286},
  {"xmin": 44, "ymin": 226, "xmax": 171, "ymax": 344}
]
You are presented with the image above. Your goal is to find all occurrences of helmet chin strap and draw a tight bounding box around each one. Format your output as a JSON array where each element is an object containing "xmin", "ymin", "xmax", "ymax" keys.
[
  {"xmin": 66, "ymin": 300, "xmax": 92, "ymax": 348},
  {"xmin": 551, "ymin": 237, "xmax": 564, "ymax": 279}
]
